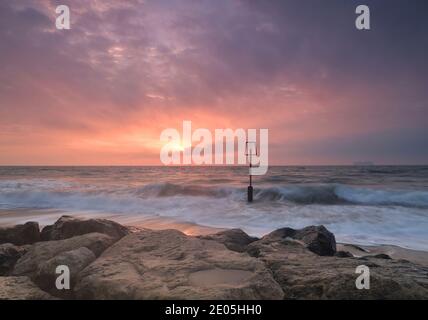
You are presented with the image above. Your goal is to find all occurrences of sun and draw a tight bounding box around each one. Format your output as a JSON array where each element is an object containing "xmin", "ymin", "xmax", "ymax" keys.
[{"xmin": 170, "ymin": 142, "xmax": 185, "ymax": 152}]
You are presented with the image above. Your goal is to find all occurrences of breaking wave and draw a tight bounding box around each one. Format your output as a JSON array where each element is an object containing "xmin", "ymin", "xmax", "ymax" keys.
[
  {"xmin": 254, "ymin": 185, "xmax": 428, "ymax": 207},
  {"xmin": 1, "ymin": 179, "xmax": 428, "ymax": 210},
  {"xmin": 137, "ymin": 183, "xmax": 428, "ymax": 208}
]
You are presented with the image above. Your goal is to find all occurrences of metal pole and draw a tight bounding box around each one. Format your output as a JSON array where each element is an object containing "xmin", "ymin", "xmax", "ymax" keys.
[{"xmin": 247, "ymin": 142, "xmax": 254, "ymax": 202}]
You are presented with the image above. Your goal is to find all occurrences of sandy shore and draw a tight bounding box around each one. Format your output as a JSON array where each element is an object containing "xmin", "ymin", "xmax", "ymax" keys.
[
  {"xmin": 2, "ymin": 208, "xmax": 428, "ymax": 267},
  {"xmin": 0, "ymin": 209, "xmax": 224, "ymax": 236},
  {"xmin": 337, "ymin": 243, "xmax": 428, "ymax": 267}
]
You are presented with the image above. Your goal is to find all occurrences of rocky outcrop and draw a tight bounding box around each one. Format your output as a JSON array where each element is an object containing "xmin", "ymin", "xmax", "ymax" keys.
[
  {"xmin": 74, "ymin": 229, "xmax": 284, "ymax": 300},
  {"xmin": 0, "ymin": 244, "xmax": 28, "ymax": 276},
  {"xmin": 0, "ymin": 222, "xmax": 40, "ymax": 246},
  {"xmin": 261, "ymin": 225, "xmax": 336, "ymax": 256},
  {"xmin": 12, "ymin": 233, "xmax": 115, "ymax": 277},
  {"xmin": 0, "ymin": 276, "xmax": 55, "ymax": 300},
  {"xmin": 246, "ymin": 233, "xmax": 428, "ymax": 299},
  {"xmin": 1, "ymin": 216, "xmax": 428, "ymax": 300},
  {"xmin": 198, "ymin": 229, "xmax": 258, "ymax": 252},
  {"xmin": 40, "ymin": 216, "xmax": 130, "ymax": 241}
]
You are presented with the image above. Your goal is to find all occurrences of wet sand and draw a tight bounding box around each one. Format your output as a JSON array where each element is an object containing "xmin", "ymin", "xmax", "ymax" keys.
[
  {"xmin": 0, "ymin": 209, "xmax": 224, "ymax": 236},
  {"xmin": 338, "ymin": 243, "xmax": 428, "ymax": 267}
]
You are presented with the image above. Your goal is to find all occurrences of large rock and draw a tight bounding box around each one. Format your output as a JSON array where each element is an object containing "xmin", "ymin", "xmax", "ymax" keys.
[
  {"xmin": 247, "ymin": 233, "xmax": 428, "ymax": 299},
  {"xmin": 41, "ymin": 216, "xmax": 130, "ymax": 241},
  {"xmin": 35, "ymin": 247, "xmax": 96, "ymax": 297},
  {"xmin": 198, "ymin": 229, "xmax": 258, "ymax": 252},
  {"xmin": 262, "ymin": 225, "xmax": 336, "ymax": 256},
  {"xmin": 0, "ymin": 244, "xmax": 29, "ymax": 276},
  {"xmin": 0, "ymin": 222, "xmax": 40, "ymax": 245},
  {"xmin": 74, "ymin": 229, "xmax": 284, "ymax": 300},
  {"xmin": 0, "ymin": 276, "xmax": 55, "ymax": 300},
  {"xmin": 12, "ymin": 233, "xmax": 115, "ymax": 277}
]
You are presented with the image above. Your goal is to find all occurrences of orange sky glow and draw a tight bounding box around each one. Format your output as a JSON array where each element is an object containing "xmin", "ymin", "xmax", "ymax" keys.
[{"xmin": 1, "ymin": 0, "xmax": 427, "ymax": 165}]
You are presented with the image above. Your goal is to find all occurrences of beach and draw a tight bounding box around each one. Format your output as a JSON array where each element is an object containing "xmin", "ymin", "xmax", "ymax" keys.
[{"xmin": 1, "ymin": 166, "xmax": 428, "ymax": 299}]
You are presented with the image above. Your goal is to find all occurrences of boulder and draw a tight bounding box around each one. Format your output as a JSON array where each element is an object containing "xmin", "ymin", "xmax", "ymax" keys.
[
  {"xmin": 35, "ymin": 247, "xmax": 96, "ymax": 297},
  {"xmin": 74, "ymin": 229, "xmax": 284, "ymax": 300},
  {"xmin": 12, "ymin": 232, "xmax": 115, "ymax": 277},
  {"xmin": 41, "ymin": 216, "xmax": 130, "ymax": 241},
  {"xmin": 0, "ymin": 276, "xmax": 55, "ymax": 300},
  {"xmin": 0, "ymin": 222, "xmax": 40, "ymax": 245},
  {"xmin": 198, "ymin": 229, "xmax": 258, "ymax": 252},
  {"xmin": 247, "ymin": 232, "xmax": 428, "ymax": 299},
  {"xmin": 262, "ymin": 225, "xmax": 336, "ymax": 256},
  {"xmin": 0, "ymin": 243, "xmax": 28, "ymax": 276}
]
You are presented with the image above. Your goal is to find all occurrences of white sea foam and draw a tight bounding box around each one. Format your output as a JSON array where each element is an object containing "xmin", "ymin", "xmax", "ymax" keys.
[
  {"xmin": 0, "ymin": 166, "xmax": 428, "ymax": 250},
  {"xmin": 2, "ymin": 180, "xmax": 428, "ymax": 208}
]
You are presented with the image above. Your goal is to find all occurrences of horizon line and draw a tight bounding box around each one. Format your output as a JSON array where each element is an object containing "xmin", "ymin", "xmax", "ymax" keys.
[{"xmin": 0, "ymin": 164, "xmax": 427, "ymax": 167}]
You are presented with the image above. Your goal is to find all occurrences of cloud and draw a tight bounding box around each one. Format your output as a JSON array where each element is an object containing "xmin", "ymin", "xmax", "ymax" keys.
[{"xmin": 0, "ymin": 0, "xmax": 427, "ymax": 164}]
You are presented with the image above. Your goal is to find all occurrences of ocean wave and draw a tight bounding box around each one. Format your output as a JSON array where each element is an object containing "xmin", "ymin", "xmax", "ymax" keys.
[
  {"xmin": 1, "ymin": 179, "xmax": 428, "ymax": 209},
  {"xmin": 334, "ymin": 185, "xmax": 428, "ymax": 208},
  {"xmin": 134, "ymin": 183, "xmax": 235, "ymax": 198},
  {"xmin": 256, "ymin": 185, "xmax": 428, "ymax": 207},
  {"xmin": 254, "ymin": 185, "xmax": 344, "ymax": 204}
]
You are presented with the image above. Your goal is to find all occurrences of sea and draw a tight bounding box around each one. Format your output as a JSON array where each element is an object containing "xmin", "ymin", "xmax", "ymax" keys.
[{"xmin": 0, "ymin": 166, "xmax": 427, "ymax": 251}]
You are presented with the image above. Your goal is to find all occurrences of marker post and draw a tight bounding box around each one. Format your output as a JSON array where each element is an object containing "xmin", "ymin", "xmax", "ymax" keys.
[{"xmin": 246, "ymin": 141, "xmax": 257, "ymax": 202}]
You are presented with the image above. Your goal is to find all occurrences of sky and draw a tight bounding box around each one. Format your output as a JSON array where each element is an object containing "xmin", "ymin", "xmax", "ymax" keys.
[{"xmin": 0, "ymin": 0, "xmax": 427, "ymax": 165}]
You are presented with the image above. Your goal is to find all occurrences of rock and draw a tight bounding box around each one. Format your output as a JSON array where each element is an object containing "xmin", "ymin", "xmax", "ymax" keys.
[
  {"xmin": 41, "ymin": 216, "xmax": 130, "ymax": 241},
  {"xmin": 12, "ymin": 233, "xmax": 115, "ymax": 277},
  {"xmin": 198, "ymin": 229, "xmax": 258, "ymax": 252},
  {"xmin": 35, "ymin": 247, "xmax": 96, "ymax": 297},
  {"xmin": 0, "ymin": 222, "xmax": 40, "ymax": 245},
  {"xmin": 372, "ymin": 253, "xmax": 392, "ymax": 260},
  {"xmin": 0, "ymin": 244, "xmax": 28, "ymax": 276},
  {"xmin": 0, "ymin": 276, "xmax": 55, "ymax": 300},
  {"xmin": 74, "ymin": 229, "xmax": 284, "ymax": 300},
  {"xmin": 2, "ymin": 218, "xmax": 426, "ymax": 300},
  {"xmin": 262, "ymin": 225, "xmax": 336, "ymax": 256},
  {"xmin": 247, "ymin": 233, "xmax": 428, "ymax": 299},
  {"xmin": 335, "ymin": 251, "xmax": 354, "ymax": 258},
  {"xmin": 295, "ymin": 226, "xmax": 336, "ymax": 256}
]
